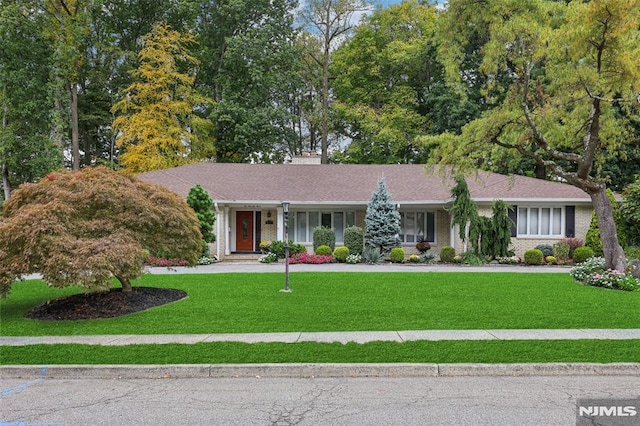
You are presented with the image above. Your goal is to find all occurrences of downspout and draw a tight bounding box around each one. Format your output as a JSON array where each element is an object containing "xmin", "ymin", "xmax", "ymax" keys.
[{"xmin": 224, "ymin": 206, "xmax": 230, "ymax": 255}]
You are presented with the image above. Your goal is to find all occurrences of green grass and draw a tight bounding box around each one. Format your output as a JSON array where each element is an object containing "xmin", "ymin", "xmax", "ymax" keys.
[
  {"xmin": 1, "ymin": 272, "xmax": 639, "ymax": 336},
  {"xmin": 2, "ymin": 340, "xmax": 639, "ymax": 365}
]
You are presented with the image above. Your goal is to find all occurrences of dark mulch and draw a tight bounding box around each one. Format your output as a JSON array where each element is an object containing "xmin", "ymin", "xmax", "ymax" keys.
[{"xmin": 24, "ymin": 287, "xmax": 187, "ymax": 321}]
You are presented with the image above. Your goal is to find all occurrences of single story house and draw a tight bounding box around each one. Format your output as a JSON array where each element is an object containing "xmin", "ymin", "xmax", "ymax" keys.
[{"xmin": 138, "ymin": 160, "xmax": 593, "ymax": 261}]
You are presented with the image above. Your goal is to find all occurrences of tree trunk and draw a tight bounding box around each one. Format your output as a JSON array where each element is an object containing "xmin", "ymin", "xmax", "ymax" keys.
[
  {"xmin": 115, "ymin": 275, "xmax": 133, "ymax": 293},
  {"xmin": 589, "ymin": 187, "xmax": 626, "ymax": 271},
  {"xmin": 69, "ymin": 82, "xmax": 80, "ymax": 171},
  {"xmin": 2, "ymin": 163, "xmax": 10, "ymax": 200},
  {"xmin": 2, "ymin": 92, "xmax": 10, "ymax": 199}
]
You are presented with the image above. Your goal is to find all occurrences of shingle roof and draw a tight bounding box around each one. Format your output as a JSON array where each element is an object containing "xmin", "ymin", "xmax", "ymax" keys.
[{"xmin": 137, "ymin": 163, "xmax": 591, "ymax": 205}]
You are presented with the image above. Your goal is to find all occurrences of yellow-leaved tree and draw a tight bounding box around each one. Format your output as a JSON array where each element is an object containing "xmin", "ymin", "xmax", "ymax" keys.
[{"xmin": 112, "ymin": 22, "xmax": 213, "ymax": 173}]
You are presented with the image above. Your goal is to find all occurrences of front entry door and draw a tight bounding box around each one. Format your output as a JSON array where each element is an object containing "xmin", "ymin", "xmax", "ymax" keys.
[{"xmin": 236, "ymin": 211, "xmax": 254, "ymax": 252}]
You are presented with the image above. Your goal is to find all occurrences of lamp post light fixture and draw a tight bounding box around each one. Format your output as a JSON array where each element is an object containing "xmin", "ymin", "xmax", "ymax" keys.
[{"xmin": 281, "ymin": 201, "xmax": 291, "ymax": 293}]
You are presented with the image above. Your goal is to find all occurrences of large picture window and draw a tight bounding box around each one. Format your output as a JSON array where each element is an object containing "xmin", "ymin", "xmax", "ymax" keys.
[
  {"xmin": 517, "ymin": 207, "xmax": 563, "ymax": 237},
  {"xmin": 400, "ymin": 211, "xmax": 436, "ymax": 243},
  {"xmin": 290, "ymin": 211, "xmax": 355, "ymax": 243}
]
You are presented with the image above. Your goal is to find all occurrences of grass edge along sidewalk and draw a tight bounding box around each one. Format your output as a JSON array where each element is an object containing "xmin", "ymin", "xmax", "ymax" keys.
[{"xmin": 1, "ymin": 339, "xmax": 640, "ymax": 365}]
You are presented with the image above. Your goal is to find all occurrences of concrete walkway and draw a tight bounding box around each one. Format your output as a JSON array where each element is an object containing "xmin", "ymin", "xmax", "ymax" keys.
[
  {"xmin": 2, "ymin": 329, "xmax": 640, "ymax": 347},
  {"xmin": 143, "ymin": 261, "xmax": 573, "ymax": 274}
]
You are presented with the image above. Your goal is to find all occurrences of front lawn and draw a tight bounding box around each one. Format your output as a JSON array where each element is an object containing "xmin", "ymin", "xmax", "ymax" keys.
[{"xmin": 1, "ymin": 272, "xmax": 639, "ymax": 336}]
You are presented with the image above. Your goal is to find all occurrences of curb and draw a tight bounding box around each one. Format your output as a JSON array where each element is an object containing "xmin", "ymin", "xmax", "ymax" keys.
[{"xmin": 1, "ymin": 363, "xmax": 639, "ymax": 379}]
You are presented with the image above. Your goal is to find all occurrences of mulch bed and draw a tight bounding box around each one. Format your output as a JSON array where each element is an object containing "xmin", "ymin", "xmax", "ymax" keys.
[{"xmin": 24, "ymin": 287, "xmax": 187, "ymax": 321}]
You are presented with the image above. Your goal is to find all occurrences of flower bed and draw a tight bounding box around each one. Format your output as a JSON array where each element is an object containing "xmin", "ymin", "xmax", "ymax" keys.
[
  {"xmin": 570, "ymin": 257, "xmax": 639, "ymax": 291},
  {"xmin": 288, "ymin": 253, "xmax": 333, "ymax": 264},
  {"xmin": 145, "ymin": 256, "xmax": 190, "ymax": 267}
]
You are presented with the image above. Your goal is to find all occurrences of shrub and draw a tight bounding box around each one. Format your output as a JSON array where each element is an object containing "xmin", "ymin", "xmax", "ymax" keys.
[
  {"xmin": 440, "ymin": 246, "xmax": 456, "ymax": 263},
  {"xmin": 552, "ymin": 242, "xmax": 571, "ymax": 260},
  {"xmin": 625, "ymin": 246, "xmax": 640, "ymax": 261},
  {"xmin": 313, "ymin": 227, "xmax": 335, "ymax": 251},
  {"xmin": 259, "ymin": 240, "xmax": 270, "ymax": 253},
  {"xmin": 497, "ymin": 255, "xmax": 521, "ymax": 264},
  {"xmin": 346, "ymin": 254, "xmax": 362, "ymax": 264},
  {"xmin": 415, "ymin": 238, "xmax": 431, "ymax": 253},
  {"xmin": 545, "ymin": 255, "xmax": 557, "ymax": 264},
  {"xmin": 561, "ymin": 238, "xmax": 584, "ymax": 258},
  {"xmin": 362, "ymin": 247, "xmax": 384, "ymax": 264},
  {"xmin": 187, "ymin": 184, "xmax": 216, "ymax": 243},
  {"xmin": 573, "ymin": 246, "xmax": 594, "ymax": 264},
  {"xmin": 197, "ymin": 255, "xmax": 217, "ymax": 265},
  {"xmin": 344, "ymin": 226, "xmax": 364, "ymax": 256},
  {"xmin": 420, "ymin": 252, "xmax": 436, "ymax": 264},
  {"xmin": 333, "ymin": 246, "xmax": 350, "ymax": 262},
  {"xmin": 315, "ymin": 245, "xmax": 332, "ymax": 256},
  {"xmin": 629, "ymin": 259, "xmax": 639, "ymax": 279},
  {"xmin": 389, "ymin": 247, "xmax": 405, "ymax": 263},
  {"xmin": 535, "ymin": 244, "xmax": 553, "ymax": 258},
  {"xmin": 267, "ymin": 240, "xmax": 305, "ymax": 259},
  {"xmin": 258, "ymin": 253, "xmax": 278, "ymax": 264},
  {"xmin": 408, "ymin": 254, "xmax": 420, "ymax": 263},
  {"xmin": 459, "ymin": 251, "xmax": 487, "ymax": 266},
  {"xmin": 524, "ymin": 249, "xmax": 543, "ymax": 265}
]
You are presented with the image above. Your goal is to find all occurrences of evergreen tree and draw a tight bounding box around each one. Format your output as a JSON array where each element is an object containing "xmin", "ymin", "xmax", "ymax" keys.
[
  {"xmin": 448, "ymin": 175, "xmax": 477, "ymax": 252},
  {"xmin": 186, "ymin": 184, "xmax": 216, "ymax": 243},
  {"xmin": 364, "ymin": 177, "xmax": 401, "ymax": 254},
  {"xmin": 490, "ymin": 200, "xmax": 513, "ymax": 258}
]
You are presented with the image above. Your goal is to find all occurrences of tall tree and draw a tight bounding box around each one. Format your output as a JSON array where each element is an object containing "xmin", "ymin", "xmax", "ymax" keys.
[
  {"xmin": 44, "ymin": 0, "xmax": 92, "ymax": 170},
  {"xmin": 364, "ymin": 177, "xmax": 401, "ymax": 254},
  {"xmin": 1, "ymin": 1, "xmax": 61, "ymax": 199},
  {"xmin": 298, "ymin": 0, "xmax": 372, "ymax": 164},
  {"xmin": 112, "ymin": 22, "xmax": 212, "ymax": 173},
  {"xmin": 426, "ymin": 0, "xmax": 640, "ymax": 271},
  {"xmin": 195, "ymin": 0, "xmax": 299, "ymax": 163},
  {"xmin": 330, "ymin": 1, "xmax": 433, "ymax": 164}
]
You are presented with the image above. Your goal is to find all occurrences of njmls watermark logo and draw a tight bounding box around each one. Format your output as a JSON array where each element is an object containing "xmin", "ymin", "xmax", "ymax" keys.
[{"xmin": 576, "ymin": 399, "xmax": 640, "ymax": 426}]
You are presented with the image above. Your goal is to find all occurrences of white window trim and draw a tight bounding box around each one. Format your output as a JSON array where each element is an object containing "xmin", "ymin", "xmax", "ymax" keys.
[
  {"xmin": 290, "ymin": 210, "xmax": 356, "ymax": 243},
  {"xmin": 516, "ymin": 206, "xmax": 565, "ymax": 238},
  {"xmin": 400, "ymin": 210, "xmax": 437, "ymax": 244}
]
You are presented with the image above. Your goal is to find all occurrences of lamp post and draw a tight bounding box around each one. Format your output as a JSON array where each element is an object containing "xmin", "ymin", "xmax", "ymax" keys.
[{"xmin": 281, "ymin": 201, "xmax": 291, "ymax": 292}]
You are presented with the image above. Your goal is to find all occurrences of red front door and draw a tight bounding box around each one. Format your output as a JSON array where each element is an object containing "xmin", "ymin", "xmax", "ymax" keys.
[{"xmin": 236, "ymin": 211, "xmax": 254, "ymax": 252}]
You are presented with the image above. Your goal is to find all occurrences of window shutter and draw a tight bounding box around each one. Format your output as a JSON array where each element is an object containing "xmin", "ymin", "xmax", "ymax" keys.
[
  {"xmin": 508, "ymin": 205, "xmax": 517, "ymax": 237},
  {"xmin": 565, "ymin": 206, "xmax": 575, "ymax": 238}
]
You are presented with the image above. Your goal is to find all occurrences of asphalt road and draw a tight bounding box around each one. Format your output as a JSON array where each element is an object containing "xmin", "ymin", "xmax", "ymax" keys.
[{"xmin": 2, "ymin": 375, "xmax": 640, "ymax": 425}]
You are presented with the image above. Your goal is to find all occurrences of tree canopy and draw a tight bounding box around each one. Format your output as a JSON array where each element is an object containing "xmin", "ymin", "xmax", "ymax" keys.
[
  {"xmin": 112, "ymin": 22, "xmax": 212, "ymax": 173},
  {"xmin": 424, "ymin": 0, "xmax": 640, "ymax": 271},
  {"xmin": 0, "ymin": 167, "xmax": 202, "ymax": 298}
]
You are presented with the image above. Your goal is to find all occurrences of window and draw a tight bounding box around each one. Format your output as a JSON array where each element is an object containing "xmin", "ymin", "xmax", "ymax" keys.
[
  {"xmin": 291, "ymin": 210, "xmax": 356, "ymax": 243},
  {"xmin": 400, "ymin": 211, "xmax": 436, "ymax": 243},
  {"xmin": 517, "ymin": 207, "xmax": 563, "ymax": 237}
]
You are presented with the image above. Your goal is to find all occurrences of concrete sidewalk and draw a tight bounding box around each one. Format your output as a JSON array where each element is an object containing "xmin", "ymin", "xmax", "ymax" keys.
[
  {"xmin": 2, "ymin": 328, "xmax": 639, "ymax": 346},
  {"xmin": 142, "ymin": 262, "xmax": 573, "ymax": 274}
]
